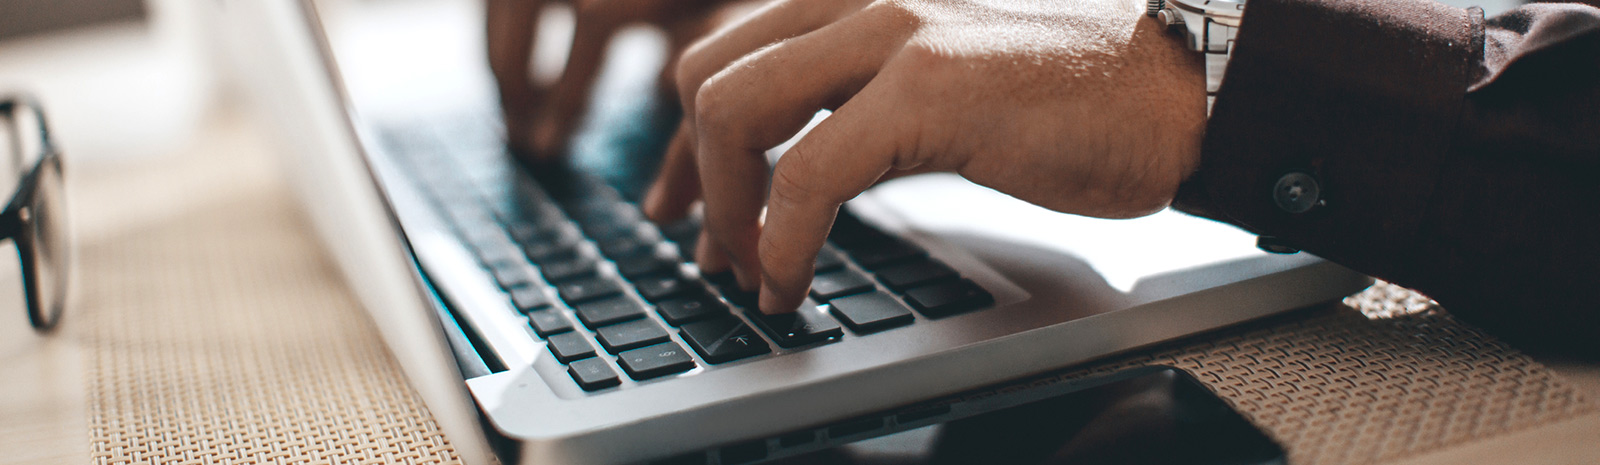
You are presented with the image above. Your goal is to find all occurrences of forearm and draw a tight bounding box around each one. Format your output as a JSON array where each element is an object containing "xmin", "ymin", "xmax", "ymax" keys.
[{"xmin": 1173, "ymin": 0, "xmax": 1600, "ymax": 354}]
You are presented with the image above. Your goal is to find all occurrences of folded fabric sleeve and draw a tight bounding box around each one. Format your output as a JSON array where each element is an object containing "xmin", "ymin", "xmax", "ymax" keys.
[{"xmin": 1173, "ymin": 0, "xmax": 1600, "ymax": 354}]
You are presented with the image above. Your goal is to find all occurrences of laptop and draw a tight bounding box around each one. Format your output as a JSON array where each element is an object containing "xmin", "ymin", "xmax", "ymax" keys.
[{"xmin": 218, "ymin": 1, "xmax": 1371, "ymax": 463}]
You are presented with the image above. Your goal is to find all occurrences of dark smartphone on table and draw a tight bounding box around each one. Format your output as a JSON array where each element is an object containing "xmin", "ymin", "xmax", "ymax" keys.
[
  {"xmin": 923, "ymin": 366, "xmax": 1287, "ymax": 465},
  {"xmin": 691, "ymin": 366, "xmax": 1286, "ymax": 465}
]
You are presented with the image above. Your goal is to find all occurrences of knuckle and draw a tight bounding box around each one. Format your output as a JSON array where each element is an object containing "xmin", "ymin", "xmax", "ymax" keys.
[
  {"xmin": 768, "ymin": 162, "xmax": 819, "ymax": 211},
  {"xmin": 674, "ymin": 42, "xmax": 720, "ymax": 111},
  {"xmin": 863, "ymin": 0, "xmax": 919, "ymax": 25},
  {"xmin": 692, "ymin": 71, "xmax": 738, "ymax": 128}
]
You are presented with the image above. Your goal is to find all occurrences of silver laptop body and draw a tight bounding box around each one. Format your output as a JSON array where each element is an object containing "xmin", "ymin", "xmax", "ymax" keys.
[{"xmin": 221, "ymin": 1, "xmax": 1371, "ymax": 464}]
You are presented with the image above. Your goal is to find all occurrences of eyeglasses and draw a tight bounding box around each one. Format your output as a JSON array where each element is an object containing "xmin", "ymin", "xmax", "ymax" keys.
[{"xmin": 0, "ymin": 95, "xmax": 70, "ymax": 332}]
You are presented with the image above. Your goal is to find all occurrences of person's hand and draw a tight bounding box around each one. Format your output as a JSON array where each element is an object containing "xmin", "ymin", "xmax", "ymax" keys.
[
  {"xmin": 641, "ymin": 0, "xmax": 1208, "ymax": 314},
  {"xmin": 486, "ymin": 0, "xmax": 752, "ymax": 158}
]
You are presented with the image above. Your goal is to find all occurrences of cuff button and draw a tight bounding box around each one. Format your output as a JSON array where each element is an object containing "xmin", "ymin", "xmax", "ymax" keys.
[{"xmin": 1273, "ymin": 172, "xmax": 1321, "ymax": 214}]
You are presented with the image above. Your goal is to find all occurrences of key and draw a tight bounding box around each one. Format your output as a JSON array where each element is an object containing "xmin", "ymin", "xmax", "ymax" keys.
[
  {"xmin": 635, "ymin": 275, "xmax": 693, "ymax": 302},
  {"xmin": 876, "ymin": 259, "xmax": 958, "ymax": 292},
  {"xmin": 582, "ymin": 218, "xmax": 645, "ymax": 241},
  {"xmin": 660, "ymin": 217, "xmax": 701, "ymax": 250},
  {"xmin": 571, "ymin": 203, "xmax": 641, "ymax": 227},
  {"xmin": 813, "ymin": 245, "xmax": 847, "ymax": 273},
  {"xmin": 474, "ymin": 240, "xmax": 526, "ymax": 267},
  {"xmin": 547, "ymin": 332, "xmax": 597, "ymax": 363},
  {"xmin": 567, "ymin": 357, "xmax": 621, "ymax": 391},
  {"xmin": 616, "ymin": 254, "xmax": 679, "ymax": 279},
  {"xmin": 595, "ymin": 319, "xmax": 671, "ymax": 354},
  {"xmin": 507, "ymin": 221, "xmax": 569, "ymax": 245},
  {"xmin": 747, "ymin": 299, "xmax": 843, "ymax": 348},
  {"xmin": 540, "ymin": 256, "xmax": 599, "ymax": 283},
  {"xmin": 509, "ymin": 286, "xmax": 553, "ymax": 312},
  {"xmin": 574, "ymin": 296, "xmax": 647, "ymax": 328},
  {"xmin": 598, "ymin": 233, "xmax": 658, "ymax": 259},
  {"xmin": 847, "ymin": 239, "xmax": 927, "ymax": 270},
  {"xmin": 905, "ymin": 279, "xmax": 995, "ymax": 317},
  {"xmin": 558, "ymin": 277, "xmax": 625, "ymax": 304},
  {"xmin": 810, "ymin": 270, "xmax": 875, "ymax": 301},
  {"xmin": 617, "ymin": 341, "xmax": 696, "ymax": 380},
  {"xmin": 680, "ymin": 316, "xmax": 770, "ymax": 363},
  {"xmin": 657, "ymin": 296, "xmax": 729, "ymax": 326},
  {"xmin": 707, "ymin": 272, "xmax": 758, "ymax": 308},
  {"xmin": 829, "ymin": 291, "xmax": 915, "ymax": 332},
  {"xmin": 492, "ymin": 262, "xmax": 542, "ymax": 289},
  {"xmin": 526, "ymin": 242, "xmax": 581, "ymax": 265},
  {"xmin": 826, "ymin": 210, "xmax": 890, "ymax": 248},
  {"xmin": 527, "ymin": 309, "xmax": 574, "ymax": 337}
]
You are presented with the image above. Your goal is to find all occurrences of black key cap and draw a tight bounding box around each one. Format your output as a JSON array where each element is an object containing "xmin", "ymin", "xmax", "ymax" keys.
[
  {"xmin": 813, "ymin": 246, "xmax": 846, "ymax": 273},
  {"xmin": 558, "ymin": 277, "xmax": 625, "ymax": 304},
  {"xmin": 598, "ymin": 233, "xmax": 658, "ymax": 259},
  {"xmin": 747, "ymin": 300, "xmax": 843, "ymax": 348},
  {"xmin": 722, "ymin": 287, "xmax": 759, "ymax": 309},
  {"xmin": 547, "ymin": 332, "xmax": 597, "ymax": 363},
  {"xmin": 876, "ymin": 259, "xmax": 958, "ymax": 292},
  {"xmin": 810, "ymin": 269, "xmax": 875, "ymax": 301},
  {"xmin": 680, "ymin": 316, "xmax": 770, "ymax": 363},
  {"xmin": 507, "ymin": 221, "xmax": 570, "ymax": 245},
  {"xmin": 705, "ymin": 271, "xmax": 739, "ymax": 289},
  {"xmin": 540, "ymin": 256, "xmax": 599, "ymax": 282},
  {"xmin": 584, "ymin": 221, "xmax": 644, "ymax": 242},
  {"xmin": 595, "ymin": 319, "xmax": 671, "ymax": 354},
  {"xmin": 905, "ymin": 279, "xmax": 995, "ymax": 317},
  {"xmin": 573, "ymin": 296, "xmax": 647, "ymax": 328},
  {"xmin": 660, "ymin": 217, "xmax": 701, "ymax": 247},
  {"xmin": 617, "ymin": 341, "xmax": 696, "ymax": 380},
  {"xmin": 527, "ymin": 309, "xmax": 574, "ymax": 337},
  {"xmin": 526, "ymin": 242, "xmax": 581, "ymax": 265},
  {"xmin": 707, "ymin": 272, "xmax": 759, "ymax": 308},
  {"xmin": 657, "ymin": 296, "xmax": 728, "ymax": 325},
  {"xmin": 615, "ymin": 253, "xmax": 678, "ymax": 279},
  {"xmin": 827, "ymin": 210, "xmax": 891, "ymax": 248},
  {"xmin": 492, "ymin": 262, "xmax": 541, "ymax": 289},
  {"xmin": 509, "ymin": 286, "xmax": 553, "ymax": 312},
  {"xmin": 848, "ymin": 239, "xmax": 927, "ymax": 270},
  {"xmin": 567, "ymin": 357, "xmax": 621, "ymax": 391},
  {"xmin": 829, "ymin": 291, "xmax": 915, "ymax": 332},
  {"xmin": 570, "ymin": 202, "xmax": 640, "ymax": 225},
  {"xmin": 635, "ymin": 275, "xmax": 693, "ymax": 302}
]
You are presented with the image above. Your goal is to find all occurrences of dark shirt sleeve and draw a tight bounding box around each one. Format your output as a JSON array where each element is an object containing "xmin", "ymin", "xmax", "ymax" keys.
[{"xmin": 1172, "ymin": 0, "xmax": 1600, "ymax": 355}]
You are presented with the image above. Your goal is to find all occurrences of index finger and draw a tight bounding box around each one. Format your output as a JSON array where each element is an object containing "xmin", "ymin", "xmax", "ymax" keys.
[
  {"xmin": 757, "ymin": 83, "xmax": 905, "ymax": 314},
  {"xmin": 691, "ymin": 4, "xmax": 912, "ymax": 297}
]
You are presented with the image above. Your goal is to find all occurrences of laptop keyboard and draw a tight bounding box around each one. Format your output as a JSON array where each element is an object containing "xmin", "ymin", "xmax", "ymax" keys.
[{"xmin": 382, "ymin": 121, "xmax": 994, "ymax": 393}]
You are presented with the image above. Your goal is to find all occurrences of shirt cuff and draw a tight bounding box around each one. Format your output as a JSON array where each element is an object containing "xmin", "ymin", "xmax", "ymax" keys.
[{"xmin": 1173, "ymin": 0, "xmax": 1482, "ymax": 280}]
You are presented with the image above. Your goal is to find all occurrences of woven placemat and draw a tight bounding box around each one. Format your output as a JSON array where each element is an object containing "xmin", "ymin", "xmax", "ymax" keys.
[{"xmin": 68, "ymin": 117, "xmax": 1593, "ymax": 465}]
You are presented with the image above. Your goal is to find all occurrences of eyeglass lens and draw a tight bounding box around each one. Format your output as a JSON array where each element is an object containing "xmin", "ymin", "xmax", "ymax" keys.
[{"xmin": 23, "ymin": 158, "xmax": 67, "ymax": 330}]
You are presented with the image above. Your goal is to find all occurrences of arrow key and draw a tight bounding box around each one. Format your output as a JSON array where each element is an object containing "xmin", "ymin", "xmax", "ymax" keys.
[{"xmin": 680, "ymin": 316, "xmax": 771, "ymax": 364}]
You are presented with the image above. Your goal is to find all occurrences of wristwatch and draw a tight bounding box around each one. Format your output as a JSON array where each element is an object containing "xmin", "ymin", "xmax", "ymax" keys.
[{"xmin": 1146, "ymin": 0, "xmax": 1245, "ymax": 114}]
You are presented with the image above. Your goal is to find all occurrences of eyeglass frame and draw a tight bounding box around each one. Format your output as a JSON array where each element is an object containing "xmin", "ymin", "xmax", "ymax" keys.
[{"xmin": 0, "ymin": 95, "xmax": 69, "ymax": 332}]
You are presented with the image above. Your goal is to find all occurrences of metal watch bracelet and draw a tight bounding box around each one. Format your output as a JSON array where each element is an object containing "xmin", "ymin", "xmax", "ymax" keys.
[{"xmin": 1147, "ymin": 0, "xmax": 1245, "ymax": 114}]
